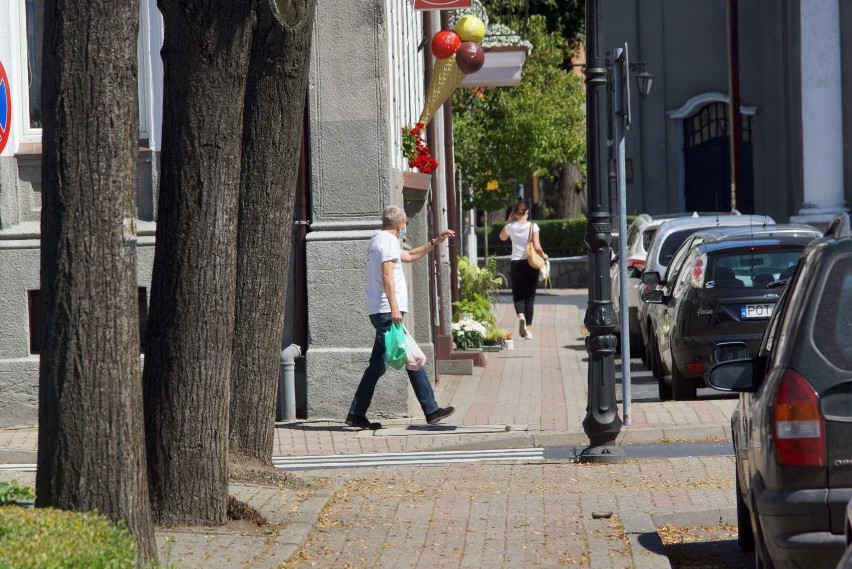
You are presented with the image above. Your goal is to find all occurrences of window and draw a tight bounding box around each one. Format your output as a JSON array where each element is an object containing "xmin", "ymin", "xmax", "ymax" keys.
[
  {"xmin": 813, "ymin": 256, "xmax": 852, "ymax": 370},
  {"xmin": 20, "ymin": 0, "xmax": 152, "ymax": 139},
  {"xmin": 705, "ymin": 247, "xmax": 805, "ymax": 289},
  {"xmin": 25, "ymin": 0, "xmax": 44, "ymax": 130},
  {"xmin": 683, "ymin": 102, "xmax": 752, "ymax": 148}
]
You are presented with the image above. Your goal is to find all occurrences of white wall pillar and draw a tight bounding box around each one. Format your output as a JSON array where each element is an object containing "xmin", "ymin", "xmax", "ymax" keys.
[{"xmin": 792, "ymin": 0, "xmax": 848, "ymax": 224}]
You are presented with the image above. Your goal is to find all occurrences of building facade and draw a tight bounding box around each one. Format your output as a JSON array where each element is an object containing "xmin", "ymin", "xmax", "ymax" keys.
[
  {"xmin": 0, "ymin": 0, "xmax": 447, "ymax": 426},
  {"xmin": 602, "ymin": 0, "xmax": 850, "ymax": 225}
]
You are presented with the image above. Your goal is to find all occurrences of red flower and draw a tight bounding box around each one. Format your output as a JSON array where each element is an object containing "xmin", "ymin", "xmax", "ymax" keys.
[{"xmin": 402, "ymin": 123, "xmax": 438, "ymax": 174}]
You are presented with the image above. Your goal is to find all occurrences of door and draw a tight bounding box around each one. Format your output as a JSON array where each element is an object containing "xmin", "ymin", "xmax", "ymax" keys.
[{"xmin": 684, "ymin": 103, "xmax": 754, "ymax": 213}]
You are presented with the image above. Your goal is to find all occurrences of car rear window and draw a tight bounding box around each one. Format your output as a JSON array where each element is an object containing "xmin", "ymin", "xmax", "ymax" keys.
[
  {"xmin": 705, "ymin": 247, "xmax": 804, "ymax": 289},
  {"xmin": 658, "ymin": 229, "xmax": 702, "ymax": 267},
  {"xmin": 813, "ymin": 256, "xmax": 852, "ymax": 371}
]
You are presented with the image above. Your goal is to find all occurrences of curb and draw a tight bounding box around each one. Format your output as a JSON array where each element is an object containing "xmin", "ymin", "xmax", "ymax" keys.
[{"xmin": 622, "ymin": 507, "xmax": 738, "ymax": 569}]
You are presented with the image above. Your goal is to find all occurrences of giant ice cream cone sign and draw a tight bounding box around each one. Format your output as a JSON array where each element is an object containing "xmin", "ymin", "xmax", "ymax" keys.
[{"xmin": 418, "ymin": 16, "xmax": 485, "ymax": 126}]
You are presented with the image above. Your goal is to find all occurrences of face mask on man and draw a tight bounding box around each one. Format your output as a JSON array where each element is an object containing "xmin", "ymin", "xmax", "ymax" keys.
[{"xmin": 399, "ymin": 225, "xmax": 408, "ymax": 240}]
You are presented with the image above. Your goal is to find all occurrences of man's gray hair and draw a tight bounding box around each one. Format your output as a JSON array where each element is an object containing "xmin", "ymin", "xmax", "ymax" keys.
[{"xmin": 382, "ymin": 205, "xmax": 406, "ymax": 228}]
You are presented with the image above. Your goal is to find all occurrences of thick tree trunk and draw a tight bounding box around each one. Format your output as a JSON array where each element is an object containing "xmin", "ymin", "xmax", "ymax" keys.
[
  {"xmin": 37, "ymin": 0, "xmax": 157, "ymax": 564},
  {"xmin": 143, "ymin": 0, "xmax": 255, "ymax": 526},
  {"xmin": 230, "ymin": 0, "xmax": 317, "ymax": 461}
]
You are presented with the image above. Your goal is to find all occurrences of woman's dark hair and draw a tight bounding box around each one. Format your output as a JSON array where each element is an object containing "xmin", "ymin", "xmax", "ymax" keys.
[{"xmin": 513, "ymin": 202, "xmax": 528, "ymax": 216}]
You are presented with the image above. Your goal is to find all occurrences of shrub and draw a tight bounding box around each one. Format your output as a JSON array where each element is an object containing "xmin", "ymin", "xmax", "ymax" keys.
[
  {"xmin": 0, "ymin": 506, "xmax": 138, "ymax": 568},
  {"xmin": 0, "ymin": 480, "xmax": 34, "ymax": 506},
  {"xmin": 453, "ymin": 256, "xmax": 501, "ymax": 329},
  {"xmin": 476, "ymin": 216, "xmax": 636, "ymax": 258},
  {"xmin": 457, "ymin": 256, "xmax": 501, "ymax": 301}
]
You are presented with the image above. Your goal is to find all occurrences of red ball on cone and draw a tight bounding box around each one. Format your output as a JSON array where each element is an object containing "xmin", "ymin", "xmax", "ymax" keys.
[{"xmin": 431, "ymin": 30, "xmax": 461, "ymax": 59}]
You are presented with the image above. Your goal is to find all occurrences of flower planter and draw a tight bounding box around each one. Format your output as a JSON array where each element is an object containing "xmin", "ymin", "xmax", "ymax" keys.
[
  {"xmin": 403, "ymin": 170, "xmax": 433, "ymax": 191},
  {"xmin": 481, "ymin": 345, "xmax": 502, "ymax": 352}
]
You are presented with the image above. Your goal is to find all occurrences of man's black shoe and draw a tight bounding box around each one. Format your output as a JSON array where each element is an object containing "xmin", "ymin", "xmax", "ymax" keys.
[
  {"xmin": 426, "ymin": 406, "xmax": 455, "ymax": 425},
  {"xmin": 345, "ymin": 414, "xmax": 382, "ymax": 430}
]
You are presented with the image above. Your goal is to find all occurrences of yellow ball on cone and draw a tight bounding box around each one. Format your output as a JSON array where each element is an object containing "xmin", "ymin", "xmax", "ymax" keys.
[{"xmin": 455, "ymin": 15, "xmax": 485, "ymax": 43}]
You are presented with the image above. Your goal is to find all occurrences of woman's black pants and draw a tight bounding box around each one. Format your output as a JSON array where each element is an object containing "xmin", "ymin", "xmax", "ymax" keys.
[{"xmin": 510, "ymin": 260, "xmax": 539, "ymax": 324}]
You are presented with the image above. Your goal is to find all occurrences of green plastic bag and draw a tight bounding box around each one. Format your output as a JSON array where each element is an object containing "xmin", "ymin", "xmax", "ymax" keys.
[{"xmin": 384, "ymin": 322, "xmax": 407, "ymax": 370}]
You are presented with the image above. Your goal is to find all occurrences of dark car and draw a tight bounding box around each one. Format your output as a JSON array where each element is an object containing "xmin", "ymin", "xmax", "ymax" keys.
[
  {"xmin": 641, "ymin": 224, "xmax": 821, "ymax": 400},
  {"xmin": 707, "ymin": 214, "xmax": 852, "ymax": 569}
]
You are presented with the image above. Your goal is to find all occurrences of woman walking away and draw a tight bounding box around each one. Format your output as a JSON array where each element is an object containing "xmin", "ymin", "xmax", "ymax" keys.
[{"xmin": 499, "ymin": 202, "xmax": 548, "ymax": 339}]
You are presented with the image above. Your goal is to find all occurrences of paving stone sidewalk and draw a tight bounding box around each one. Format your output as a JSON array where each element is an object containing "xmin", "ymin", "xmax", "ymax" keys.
[{"xmin": 0, "ymin": 289, "xmax": 740, "ymax": 568}]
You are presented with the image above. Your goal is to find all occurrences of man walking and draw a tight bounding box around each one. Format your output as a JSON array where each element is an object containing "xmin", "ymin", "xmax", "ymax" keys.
[{"xmin": 346, "ymin": 205, "xmax": 456, "ymax": 430}]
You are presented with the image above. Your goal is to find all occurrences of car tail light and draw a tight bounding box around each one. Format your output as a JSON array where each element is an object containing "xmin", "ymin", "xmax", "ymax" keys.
[
  {"xmin": 686, "ymin": 361, "xmax": 703, "ymax": 374},
  {"xmin": 690, "ymin": 254, "xmax": 707, "ymax": 287},
  {"xmin": 627, "ymin": 258, "xmax": 645, "ymax": 270},
  {"xmin": 773, "ymin": 369, "xmax": 825, "ymax": 467}
]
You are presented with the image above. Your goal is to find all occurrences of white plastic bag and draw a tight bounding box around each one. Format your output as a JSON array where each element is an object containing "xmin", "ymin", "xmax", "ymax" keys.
[
  {"xmin": 403, "ymin": 326, "xmax": 427, "ymax": 371},
  {"xmin": 539, "ymin": 259, "xmax": 551, "ymax": 282}
]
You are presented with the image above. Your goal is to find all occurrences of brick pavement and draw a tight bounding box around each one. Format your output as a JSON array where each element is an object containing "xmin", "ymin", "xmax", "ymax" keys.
[{"xmin": 0, "ymin": 289, "xmax": 740, "ymax": 568}]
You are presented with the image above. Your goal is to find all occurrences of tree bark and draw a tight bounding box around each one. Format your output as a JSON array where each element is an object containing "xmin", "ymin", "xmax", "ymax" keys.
[
  {"xmin": 553, "ymin": 162, "xmax": 586, "ymax": 218},
  {"xmin": 230, "ymin": 0, "xmax": 317, "ymax": 461},
  {"xmin": 143, "ymin": 0, "xmax": 255, "ymax": 526},
  {"xmin": 37, "ymin": 0, "xmax": 157, "ymax": 564}
]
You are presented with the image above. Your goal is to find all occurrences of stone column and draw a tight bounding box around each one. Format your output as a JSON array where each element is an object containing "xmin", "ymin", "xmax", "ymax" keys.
[
  {"xmin": 305, "ymin": 0, "xmax": 430, "ymax": 420},
  {"xmin": 792, "ymin": 0, "xmax": 848, "ymax": 224}
]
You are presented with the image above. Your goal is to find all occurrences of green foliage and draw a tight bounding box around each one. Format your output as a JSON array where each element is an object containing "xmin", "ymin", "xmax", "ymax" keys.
[
  {"xmin": 477, "ymin": 216, "xmax": 636, "ymax": 258},
  {"xmin": 453, "ymin": 256, "xmax": 501, "ymax": 330},
  {"xmin": 457, "ymin": 257, "xmax": 502, "ymax": 301},
  {"xmin": 478, "ymin": 217, "xmax": 587, "ymax": 257},
  {"xmin": 0, "ymin": 481, "xmax": 34, "ymax": 506},
  {"xmin": 452, "ymin": 296, "xmax": 496, "ymax": 328},
  {"xmin": 453, "ymin": 14, "xmax": 586, "ymax": 213},
  {"xmin": 0, "ymin": 506, "xmax": 138, "ymax": 568},
  {"xmin": 486, "ymin": 327, "xmax": 510, "ymax": 342}
]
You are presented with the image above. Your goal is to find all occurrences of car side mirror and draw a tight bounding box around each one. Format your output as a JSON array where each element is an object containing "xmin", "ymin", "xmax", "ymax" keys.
[
  {"xmin": 641, "ymin": 289, "xmax": 664, "ymax": 304},
  {"xmin": 706, "ymin": 358, "xmax": 759, "ymax": 392},
  {"xmin": 641, "ymin": 271, "xmax": 661, "ymax": 286},
  {"xmin": 713, "ymin": 342, "xmax": 749, "ymax": 363}
]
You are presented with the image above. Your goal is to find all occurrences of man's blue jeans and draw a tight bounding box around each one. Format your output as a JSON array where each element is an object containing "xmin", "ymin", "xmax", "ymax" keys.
[{"xmin": 349, "ymin": 312, "xmax": 439, "ymax": 418}]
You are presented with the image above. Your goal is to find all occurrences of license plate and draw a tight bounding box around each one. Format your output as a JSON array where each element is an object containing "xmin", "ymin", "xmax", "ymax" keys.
[{"xmin": 741, "ymin": 303, "xmax": 774, "ymax": 319}]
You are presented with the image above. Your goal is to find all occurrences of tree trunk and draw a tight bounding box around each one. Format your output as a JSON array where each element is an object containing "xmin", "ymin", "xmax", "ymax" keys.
[
  {"xmin": 37, "ymin": 0, "xmax": 157, "ymax": 564},
  {"xmin": 143, "ymin": 0, "xmax": 255, "ymax": 526},
  {"xmin": 553, "ymin": 161, "xmax": 586, "ymax": 218},
  {"xmin": 230, "ymin": 0, "xmax": 317, "ymax": 461}
]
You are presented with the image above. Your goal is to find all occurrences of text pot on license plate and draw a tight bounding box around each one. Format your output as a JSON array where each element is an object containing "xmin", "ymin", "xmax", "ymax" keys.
[{"xmin": 741, "ymin": 303, "xmax": 774, "ymax": 319}]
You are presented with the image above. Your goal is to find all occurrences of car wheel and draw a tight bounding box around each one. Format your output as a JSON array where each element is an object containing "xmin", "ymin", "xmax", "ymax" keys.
[
  {"xmin": 671, "ymin": 358, "xmax": 697, "ymax": 401},
  {"xmin": 736, "ymin": 471, "xmax": 754, "ymax": 551}
]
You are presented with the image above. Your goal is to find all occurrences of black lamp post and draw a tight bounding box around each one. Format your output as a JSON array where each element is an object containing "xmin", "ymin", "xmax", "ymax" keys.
[{"xmin": 580, "ymin": 0, "xmax": 625, "ymax": 464}]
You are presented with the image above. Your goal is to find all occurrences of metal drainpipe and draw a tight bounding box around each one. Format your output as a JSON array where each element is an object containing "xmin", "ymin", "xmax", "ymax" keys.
[
  {"xmin": 279, "ymin": 344, "xmax": 303, "ymax": 421},
  {"xmin": 423, "ymin": 10, "xmax": 447, "ymax": 342},
  {"xmin": 440, "ymin": 11, "xmax": 460, "ymax": 306}
]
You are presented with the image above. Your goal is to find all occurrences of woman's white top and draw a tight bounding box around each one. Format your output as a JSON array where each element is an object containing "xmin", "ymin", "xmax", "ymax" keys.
[{"xmin": 505, "ymin": 222, "xmax": 540, "ymax": 261}]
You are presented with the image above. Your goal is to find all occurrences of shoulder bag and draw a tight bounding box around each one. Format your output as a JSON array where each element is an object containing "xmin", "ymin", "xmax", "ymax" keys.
[{"xmin": 525, "ymin": 224, "xmax": 545, "ymax": 270}]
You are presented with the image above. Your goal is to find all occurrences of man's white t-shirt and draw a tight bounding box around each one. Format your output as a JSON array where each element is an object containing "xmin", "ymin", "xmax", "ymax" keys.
[
  {"xmin": 505, "ymin": 222, "xmax": 540, "ymax": 260},
  {"xmin": 366, "ymin": 231, "xmax": 408, "ymax": 315}
]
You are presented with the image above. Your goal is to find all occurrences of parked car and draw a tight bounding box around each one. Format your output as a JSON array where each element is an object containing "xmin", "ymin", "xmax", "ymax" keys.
[
  {"xmin": 611, "ymin": 211, "xmax": 732, "ymax": 358},
  {"xmin": 706, "ymin": 214, "xmax": 852, "ymax": 569},
  {"xmin": 641, "ymin": 224, "xmax": 821, "ymax": 400},
  {"xmin": 636, "ymin": 214, "xmax": 774, "ymax": 380}
]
